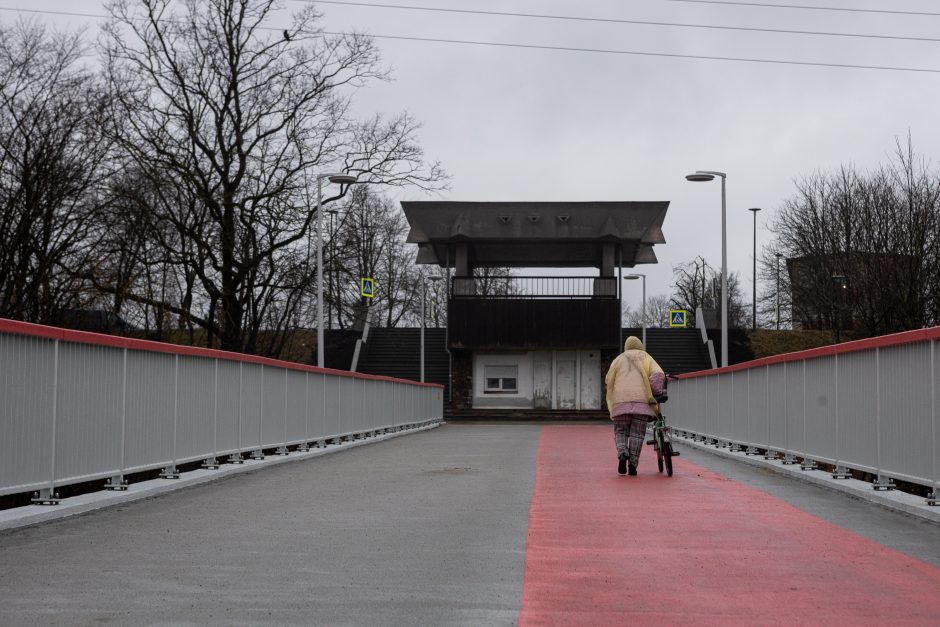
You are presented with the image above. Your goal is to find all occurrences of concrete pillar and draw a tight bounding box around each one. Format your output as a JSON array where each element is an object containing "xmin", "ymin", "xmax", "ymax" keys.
[
  {"xmin": 601, "ymin": 243, "xmax": 616, "ymax": 277},
  {"xmin": 455, "ymin": 243, "xmax": 470, "ymax": 277}
]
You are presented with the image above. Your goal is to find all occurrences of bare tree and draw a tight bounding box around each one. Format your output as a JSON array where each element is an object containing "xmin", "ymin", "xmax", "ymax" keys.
[
  {"xmin": 768, "ymin": 137, "xmax": 939, "ymax": 337},
  {"xmin": 99, "ymin": 0, "xmax": 444, "ymax": 353},
  {"xmin": 671, "ymin": 256, "xmax": 747, "ymax": 329},
  {"xmin": 0, "ymin": 19, "xmax": 113, "ymax": 324},
  {"xmin": 623, "ymin": 293, "xmax": 673, "ymax": 328}
]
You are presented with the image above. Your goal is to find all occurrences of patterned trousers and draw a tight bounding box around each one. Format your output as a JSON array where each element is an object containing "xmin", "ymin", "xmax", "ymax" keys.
[{"xmin": 613, "ymin": 414, "xmax": 651, "ymax": 467}]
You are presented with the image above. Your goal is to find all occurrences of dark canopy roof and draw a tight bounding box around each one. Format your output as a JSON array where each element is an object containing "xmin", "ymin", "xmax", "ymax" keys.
[{"xmin": 400, "ymin": 201, "xmax": 668, "ymax": 268}]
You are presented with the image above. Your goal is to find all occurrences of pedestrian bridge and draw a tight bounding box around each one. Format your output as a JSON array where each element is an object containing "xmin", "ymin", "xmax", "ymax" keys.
[{"xmin": 1, "ymin": 320, "xmax": 939, "ymax": 625}]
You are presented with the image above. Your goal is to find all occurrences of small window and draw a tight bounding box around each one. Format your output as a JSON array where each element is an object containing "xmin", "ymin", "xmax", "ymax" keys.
[{"xmin": 484, "ymin": 365, "xmax": 518, "ymax": 393}]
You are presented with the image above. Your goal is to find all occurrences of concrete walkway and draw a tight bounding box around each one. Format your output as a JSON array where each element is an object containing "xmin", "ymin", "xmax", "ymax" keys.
[
  {"xmin": 1, "ymin": 423, "xmax": 939, "ymax": 626},
  {"xmin": 0, "ymin": 425, "xmax": 539, "ymax": 626}
]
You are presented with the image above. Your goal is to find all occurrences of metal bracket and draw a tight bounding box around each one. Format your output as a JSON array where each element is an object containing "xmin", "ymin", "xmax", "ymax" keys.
[
  {"xmin": 105, "ymin": 476, "xmax": 128, "ymax": 491},
  {"xmin": 201, "ymin": 457, "xmax": 220, "ymax": 469},
  {"xmin": 745, "ymin": 446, "xmax": 761, "ymax": 456},
  {"xmin": 763, "ymin": 449, "xmax": 778, "ymax": 460},
  {"xmin": 832, "ymin": 465, "xmax": 851, "ymax": 479},
  {"xmin": 781, "ymin": 454, "xmax": 798, "ymax": 465},
  {"xmin": 228, "ymin": 453, "xmax": 244, "ymax": 464},
  {"xmin": 728, "ymin": 443, "xmax": 743, "ymax": 452},
  {"xmin": 159, "ymin": 466, "xmax": 180, "ymax": 479},
  {"xmin": 275, "ymin": 446, "xmax": 289, "ymax": 456},
  {"xmin": 298, "ymin": 442, "xmax": 310, "ymax": 452},
  {"xmin": 250, "ymin": 449, "xmax": 265, "ymax": 460},
  {"xmin": 31, "ymin": 488, "xmax": 60, "ymax": 506},
  {"xmin": 927, "ymin": 491, "xmax": 937, "ymax": 506},
  {"xmin": 872, "ymin": 475, "xmax": 895, "ymax": 491},
  {"xmin": 800, "ymin": 458, "xmax": 818, "ymax": 471}
]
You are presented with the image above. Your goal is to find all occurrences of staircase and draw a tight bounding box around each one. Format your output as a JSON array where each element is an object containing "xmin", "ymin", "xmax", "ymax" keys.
[
  {"xmin": 622, "ymin": 328, "xmax": 712, "ymax": 375},
  {"xmin": 356, "ymin": 328, "xmax": 450, "ymax": 401}
]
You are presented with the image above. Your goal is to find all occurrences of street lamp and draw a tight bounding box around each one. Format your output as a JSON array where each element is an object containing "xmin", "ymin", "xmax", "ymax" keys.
[
  {"xmin": 748, "ymin": 207, "xmax": 761, "ymax": 330},
  {"xmin": 624, "ymin": 274, "xmax": 646, "ymax": 348},
  {"xmin": 686, "ymin": 170, "xmax": 728, "ymax": 367},
  {"xmin": 832, "ymin": 274, "xmax": 847, "ymax": 343},
  {"xmin": 421, "ymin": 275, "xmax": 441, "ymax": 382},
  {"xmin": 317, "ymin": 173, "xmax": 357, "ymax": 368},
  {"xmin": 775, "ymin": 252, "xmax": 783, "ymax": 330}
]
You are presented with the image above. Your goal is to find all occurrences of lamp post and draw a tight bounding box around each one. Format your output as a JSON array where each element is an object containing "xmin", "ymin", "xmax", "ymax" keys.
[
  {"xmin": 421, "ymin": 275, "xmax": 441, "ymax": 382},
  {"xmin": 686, "ymin": 170, "xmax": 728, "ymax": 367},
  {"xmin": 326, "ymin": 208, "xmax": 339, "ymax": 330},
  {"xmin": 832, "ymin": 274, "xmax": 847, "ymax": 343},
  {"xmin": 775, "ymin": 252, "xmax": 783, "ymax": 330},
  {"xmin": 748, "ymin": 207, "xmax": 761, "ymax": 330},
  {"xmin": 316, "ymin": 173, "xmax": 357, "ymax": 368},
  {"xmin": 624, "ymin": 273, "xmax": 646, "ymax": 348}
]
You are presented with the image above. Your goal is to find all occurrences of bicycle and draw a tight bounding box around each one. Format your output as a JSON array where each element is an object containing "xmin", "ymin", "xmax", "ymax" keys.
[{"xmin": 647, "ymin": 376, "xmax": 680, "ymax": 477}]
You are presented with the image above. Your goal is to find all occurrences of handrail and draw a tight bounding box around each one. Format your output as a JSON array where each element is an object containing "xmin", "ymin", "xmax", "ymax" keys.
[
  {"xmin": 668, "ymin": 326, "xmax": 939, "ymax": 503},
  {"xmin": 678, "ymin": 325, "xmax": 940, "ymax": 378},
  {"xmin": 0, "ymin": 318, "xmax": 442, "ymax": 389},
  {"xmin": 0, "ymin": 318, "xmax": 444, "ymax": 503}
]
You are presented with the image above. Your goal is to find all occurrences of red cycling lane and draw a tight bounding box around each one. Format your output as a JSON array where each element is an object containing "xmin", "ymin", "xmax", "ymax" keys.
[{"xmin": 518, "ymin": 425, "xmax": 940, "ymax": 626}]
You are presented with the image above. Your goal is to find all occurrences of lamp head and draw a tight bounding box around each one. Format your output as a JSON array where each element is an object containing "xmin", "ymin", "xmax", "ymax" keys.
[
  {"xmin": 748, "ymin": 207, "xmax": 762, "ymax": 213},
  {"xmin": 624, "ymin": 275, "xmax": 641, "ymax": 280},
  {"xmin": 685, "ymin": 172, "xmax": 715, "ymax": 182},
  {"xmin": 327, "ymin": 173, "xmax": 357, "ymax": 185}
]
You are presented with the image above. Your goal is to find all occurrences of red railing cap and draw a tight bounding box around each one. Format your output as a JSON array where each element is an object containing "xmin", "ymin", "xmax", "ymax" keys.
[
  {"xmin": 0, "ymin": 318, "xmax": 444, "ymax": 389},
  {"xmin": 676, "ymin": 325, "xmax": 940, "ymax": 379}
]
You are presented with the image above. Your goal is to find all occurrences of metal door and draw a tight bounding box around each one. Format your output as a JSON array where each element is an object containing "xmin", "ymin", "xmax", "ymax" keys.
[
  {"xmin": 532, "ymin": 351, "xmax": 552, "ymax": 409},
  {"xmin": 555, "ymin": 352, "xmax": 577, "ymax": 410},
  {"xmin": 579, "ymin": 350, "xmax": 601, "ymax": 409}
]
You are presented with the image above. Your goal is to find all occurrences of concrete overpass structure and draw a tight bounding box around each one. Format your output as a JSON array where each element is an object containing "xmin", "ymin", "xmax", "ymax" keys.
[{"xmin": 1, "ymin": 319, "xmax": 939, "ymax": 625}]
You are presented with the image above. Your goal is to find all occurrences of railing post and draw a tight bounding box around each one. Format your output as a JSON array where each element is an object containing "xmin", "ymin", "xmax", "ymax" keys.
[
  {"xmin": 729, "ymin": 373, "xmax": 741, "ymax": 451},
  {"xmin": 252, "ymin": 365, "xmax": 265, "ymax": 459},
  {"xmin": 764, "ymin": 365, "xmax": 776, "ymax": 459},
  {"xmin": 277, "ymin": 370, "xmax": 289, "ymax": 455},
  {"xmin": 299, "ymin": 373, "xmax": 310, "ymax": 451},
  {"xmin": 782, "ymin": 361, "xmax": 796, "ymax": 464},
  {"xmin": 202, "ymin": 359, "xmax": 220, "ymax": 469},
  {"xmin": 160, "ymin": 355, "xmax": 180, "ymax": 479},
  {"xmin": 832, "ymin": 354, "xmax": 850, "ymax": 479},
  {"xmin": 873, "ymin": 347, "xmax": 894, "ymax": 490},
  {"xmin": 929, "ymin": 340, "xmax": 937, "ymax": 505},
  {"xmin": 800, "ymin": 360, "xmax": 816, "ymax": 470},
  {"xmin": 107, "ymin": 348, "xmax": 129, "ymax": 490},
  {"xmin": 745, "ymin": 369, "xmax": 758, "ymax": 455},
  {"xmin": 229, "ymin": 362, "xmax": 245, "ymax": 464},
  {"xmin": 32, "ymin": 339, "xmax": 60, "ymax": 505}
]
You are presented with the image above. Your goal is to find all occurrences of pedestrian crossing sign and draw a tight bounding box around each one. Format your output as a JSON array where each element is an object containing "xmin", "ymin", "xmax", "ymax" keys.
[
  {"xmin": 669, "ymin": 309, "xmax": 687, "ymax": 328},
  {"xmin": 360, "ymin": 277, "xmax": 374, "ymax": 298}
]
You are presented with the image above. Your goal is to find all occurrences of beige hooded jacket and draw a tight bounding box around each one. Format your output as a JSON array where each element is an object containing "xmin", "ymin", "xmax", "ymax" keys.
[{"xmin": 605, "ymin": 336, "xmax": 665, "ymax": 418}]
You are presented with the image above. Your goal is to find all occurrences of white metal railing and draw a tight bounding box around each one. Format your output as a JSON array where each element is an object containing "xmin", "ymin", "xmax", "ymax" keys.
[
  {"xmin": 669, "ymin": 328, "xmax": 939, "ymax": 504},
  {"xmin": 0, "ymin": 319, "xmax": 443, "ymax": 503}
]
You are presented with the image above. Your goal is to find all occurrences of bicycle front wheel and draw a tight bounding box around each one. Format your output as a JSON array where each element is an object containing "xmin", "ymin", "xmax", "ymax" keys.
[
  {"xmin": 656, "ymin": 432, "xmax": 665, "ymax": 473},
  {"xmin": 663, "ymin": 442, "xmax": 674, "ymax": 477}
]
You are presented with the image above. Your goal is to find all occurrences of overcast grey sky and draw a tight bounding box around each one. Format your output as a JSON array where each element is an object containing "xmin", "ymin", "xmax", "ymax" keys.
[{"xmin": 4, "ymin": 0, "xmax": 939, "ymax": 319}]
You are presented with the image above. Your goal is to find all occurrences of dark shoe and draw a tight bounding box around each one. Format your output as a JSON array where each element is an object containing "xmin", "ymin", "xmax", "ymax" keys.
[
  {"xmin": 628, "ymin": 463, "xmax": 638, "ymax": 476},
  {"xmin": 618, "ymin": 452, "xmax": 627, "ymax": 475}
]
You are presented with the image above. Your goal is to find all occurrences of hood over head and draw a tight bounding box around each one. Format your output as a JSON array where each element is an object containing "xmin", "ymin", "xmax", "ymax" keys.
[{"xmin": 624, "ymin": 336, "xmax": 644, "ymax": 352}]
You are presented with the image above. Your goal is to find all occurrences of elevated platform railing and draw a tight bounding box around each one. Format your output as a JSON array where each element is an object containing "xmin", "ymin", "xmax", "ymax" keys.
[
  {"xmin": 0, "ymin": 319, "xmax": 443, "ymax": 505},
  {"xmin": 450, "ymin": 276, "xmax": 618, "ymax": 299},
  {"xmin": 669, "ymin": 327, "xmax": 940, "ymax": 505}
]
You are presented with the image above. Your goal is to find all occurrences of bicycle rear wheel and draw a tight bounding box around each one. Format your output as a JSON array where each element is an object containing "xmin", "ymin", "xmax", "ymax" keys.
[{"xmin": 663, "ymin": 442, "xmax": 674, "ymax": 477}]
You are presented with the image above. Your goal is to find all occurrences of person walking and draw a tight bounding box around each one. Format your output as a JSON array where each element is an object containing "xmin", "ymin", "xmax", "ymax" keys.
[{"xmin": 605, "ymin": 336, "xmax": 665, "ymax": 475}]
